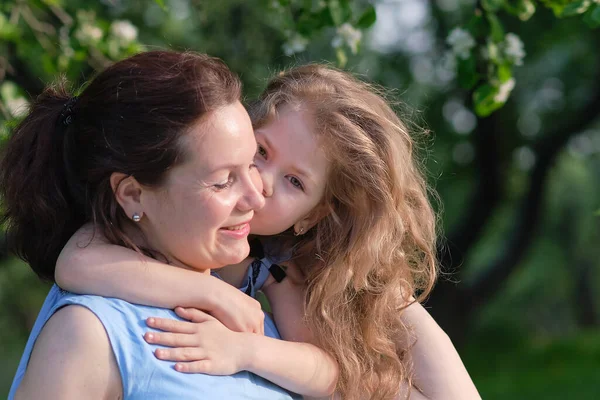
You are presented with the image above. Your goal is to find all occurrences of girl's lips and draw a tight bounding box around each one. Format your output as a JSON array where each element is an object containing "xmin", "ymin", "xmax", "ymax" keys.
[{"xmin": 219, "ymin": 222, "xmax": 251, "ymax": 239}]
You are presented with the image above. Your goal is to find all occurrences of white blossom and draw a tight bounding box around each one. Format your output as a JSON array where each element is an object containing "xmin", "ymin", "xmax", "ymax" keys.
[
  {"xmin": 573, "ymin": 0, "xmax": 593, "ymax": 13},
  {"xmin": 494, "ymin": 78, "xmax": 516, "ymax": 103},
  {"xmin": 332, "ymin": 23, "xmax": 362, "ymax": 54},
  {"xmin": 446, "ymin": 28, "xmax": 475, "ymax": 60},
  {"xmin": 6, "ymin": 97, "xmax": 29, "ymax": 118},
  {"xmin": 110, "ymin": 20, "xmax": 138, "ymax": 44},
  {"xmin": 75, "ymin": 24, "xmax": 103, "ymax": 45},
  {"xmin": 282, "ymin": 34, "xmax": 309, "ymax": 56},
  {"xmin": 503, "ymin": 33, "xmax": 525, "ymax": 66},
  {"xmin": 481, "ymin": 40, "xmax": 499, "ymax": 61},
  {"xmin": 518, "ymin": 0, "xmax": 536, "ymax": 20}
]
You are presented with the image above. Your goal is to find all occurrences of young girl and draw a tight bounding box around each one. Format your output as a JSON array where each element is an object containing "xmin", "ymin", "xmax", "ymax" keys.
[{"xmin": 56, "ymin": 64, "xmax": 479, "ymax": 399}]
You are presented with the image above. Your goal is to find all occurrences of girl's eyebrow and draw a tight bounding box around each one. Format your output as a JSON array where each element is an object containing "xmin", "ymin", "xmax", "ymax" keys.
[{"xmin": 258, "ymin": 133, "xmax": 274, "ymax": 153}]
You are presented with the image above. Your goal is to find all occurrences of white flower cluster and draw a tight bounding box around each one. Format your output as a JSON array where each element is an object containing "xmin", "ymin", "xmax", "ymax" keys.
[
  {"xmin": 331, "ymin": 23, "xmax": 362, "ymax": 54},
  {"xmin": 574, "ymin": 0, "xmax": 594, "ymax": 12},
  {"xmin": 494, "ymin": 78, "xmax": 516, "ymax": 103},
  {"xmin": 75, "ymin": 24, "xmax": 103, "ymax": 45},
  {"xmin": 447, "ymin": 28, "xmax": 475, "ymax": 60},
  {"xmin": 282, "ymin": 34, "xmax": 309, "ymax": 56},
  {"xmin": 6, "ymin": 97, "xmax": 29, "ymax": 118},
  {"xmin": 110, "ymin": 20, "xmax": 138, "ymax": 44},
  {"xmin": 503, "ymin": 33, "xmax": 525, "ymax": 66}
]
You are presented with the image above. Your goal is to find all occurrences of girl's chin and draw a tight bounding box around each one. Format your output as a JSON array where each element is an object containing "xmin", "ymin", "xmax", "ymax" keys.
[{"xmin": 249, "ymin": 217, "xmax": 291, "ymax": 237}]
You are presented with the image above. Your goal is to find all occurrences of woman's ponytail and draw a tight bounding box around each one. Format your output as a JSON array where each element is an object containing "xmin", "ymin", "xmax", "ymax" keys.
[{"xmin": 0, "ymin": 80, "xmax": 84, "ymax": 281}]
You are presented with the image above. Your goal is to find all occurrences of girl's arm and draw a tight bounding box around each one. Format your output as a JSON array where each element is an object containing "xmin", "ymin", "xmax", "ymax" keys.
[
  {"xmin": 399, "ymin": 302, "xmax": 481, "ymax": 400},
  {"xmin": 260, "ymin": 273, "xmax": 339, "ymax": 396},
  {"xmin": 55, "ymin": 224, "xmax": 265, "ymax": 334},
  {"xmin": 145, "ymin": 306, "xmax": 338, "ymax": 398}
]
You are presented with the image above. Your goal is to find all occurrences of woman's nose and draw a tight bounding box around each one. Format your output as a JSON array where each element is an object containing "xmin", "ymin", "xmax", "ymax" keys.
[{"xmin": 238, "ymin": 169, "xmax": 265, "ymax": 212}]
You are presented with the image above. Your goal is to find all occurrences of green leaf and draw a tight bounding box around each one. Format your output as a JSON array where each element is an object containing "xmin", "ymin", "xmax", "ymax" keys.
[
  {"xmin": 296, "ymin": 11, "xmax": 329, "ymax": 36},
  {"xmin": 0, "ymin": 12, "xmax": 19, "ymax": 40},
  {"xmin": 465, "ymin": 13, "xmax": 488, "ymax": 38},
  {"xmin": 583, "ymin": 5, "xmax": 600, "ymax": 28},
  {"xmin": 503, "ymin": 0, "xmax": 536, "ymax": 21},
  {"xmin": 336, "ymin": 47, "xmax": 347, "ymax": 68},
  {"xmin": 41, "ymin": 0, "xmax": 64, "ymax": 6},
  {"xmin": 486, "ymin": 12, "xmax": 505, "ymax": 42},
  {"xmin": 356, "ymin": 6, "xmax": 376, "ymax": 29},
  {"xmin": 473, "ymin": 84, "xmax": 503, "ymax": 117},
  {"xmin": 154, "ymin": 0, "xmax": 167, "ymax": 11},
  {"xmin": 497, "ymin": 63, "xmax": 513, "ymax": 82},
  {"xmin": 560, "ymin": 0, "xmax": 591, "ymax": 17},
  {"xmin": 457, "ymin": 57, "xmax": 479, "ymax": 90},
  {"xmin": 481, "ymin": 0, "xmax": 505, "ymax": 12},
  {"xmin": 328, "ymin": 0, "xmax": 351, "ymax": 26}
]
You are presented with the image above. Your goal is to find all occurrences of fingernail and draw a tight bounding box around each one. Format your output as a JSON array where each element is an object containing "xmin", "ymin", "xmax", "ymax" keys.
[
  {"xmin": 147, "ymin": 318, "xmax": 155, "ymax": 325},
  {"xmin": 156, "ymin": 349, "xmax": 164, "ymax": 358},
  {"xmin": 146, "ymin": 333, "xmax": 154, "ymax": 341}
]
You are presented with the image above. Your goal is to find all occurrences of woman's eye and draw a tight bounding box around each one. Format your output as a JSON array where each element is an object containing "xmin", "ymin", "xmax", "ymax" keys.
[
  {"xmin": 213, "ymin": 177, "xmax": 234, "ymax": 190},
  {"xmin": 288, "ymin": 176, "xmax": 304, "ymax": 191},
  {"xmin": 256, "ymin": 145, "xmax": 267, "ymax": 159}
]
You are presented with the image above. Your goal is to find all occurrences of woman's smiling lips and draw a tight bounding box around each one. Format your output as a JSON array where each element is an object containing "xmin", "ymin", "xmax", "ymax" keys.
[{"xmin": 219, "ymin": 220, "xmax": 252, "ymax": 239}]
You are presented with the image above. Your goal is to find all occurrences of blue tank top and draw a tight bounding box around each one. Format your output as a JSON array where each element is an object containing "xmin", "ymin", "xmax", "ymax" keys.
[{"xmin": 9, "ymin": 285, "xmax": 301, "ymax": 400}]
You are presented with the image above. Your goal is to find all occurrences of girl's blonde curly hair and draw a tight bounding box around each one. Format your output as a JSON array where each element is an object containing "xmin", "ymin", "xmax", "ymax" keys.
[{"xmin": 250, "ymin": 64, "xmax": 438, "ymax": 400}]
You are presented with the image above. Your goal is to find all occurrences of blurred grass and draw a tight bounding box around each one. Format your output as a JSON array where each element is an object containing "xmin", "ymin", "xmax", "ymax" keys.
[{"xmin": 464, "ymin": 326, "xmax": 600, "ymax": 399}]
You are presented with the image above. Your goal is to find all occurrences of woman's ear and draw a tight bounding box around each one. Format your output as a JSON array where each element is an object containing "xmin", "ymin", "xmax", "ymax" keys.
[
  {"xmin": 293, "ymin": 203, "xmax": 331, "ymax": 236},
  {"xmin": 110, "ymin": 172, "xmax": 143, "ymax": 221}
]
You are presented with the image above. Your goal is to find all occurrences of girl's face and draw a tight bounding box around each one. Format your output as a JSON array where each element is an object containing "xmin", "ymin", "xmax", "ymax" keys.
[{"xmin": 250, "ymin": 105, "xmax": 330, "ymax": 236}]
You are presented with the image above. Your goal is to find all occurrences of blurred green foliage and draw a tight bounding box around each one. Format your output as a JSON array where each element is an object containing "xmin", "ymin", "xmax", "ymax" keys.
[{"xmin": 1, "ymin": 0, "xmax": 599, "ymax": 398}]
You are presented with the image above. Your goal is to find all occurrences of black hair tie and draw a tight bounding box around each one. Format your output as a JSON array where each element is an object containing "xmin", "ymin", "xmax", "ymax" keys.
[{"xmin": 59, "ymin": 97, "xmax": 78, "ymax": 127}]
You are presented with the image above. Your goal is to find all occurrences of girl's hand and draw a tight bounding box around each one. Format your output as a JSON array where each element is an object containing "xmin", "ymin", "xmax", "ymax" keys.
[
  {"xmin": 209, "ymin": 280, "xmax": 265, "ymax": 335},
  {"xmin": 144, "ymin": 307, "xmax": 252, "ymax": 375}
]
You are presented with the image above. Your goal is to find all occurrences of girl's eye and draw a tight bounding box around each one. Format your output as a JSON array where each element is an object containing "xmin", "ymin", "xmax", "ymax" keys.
[
  {"xmin": 256, "ymin": 145, "xmax": 267, "ymax": 159},
  {"xmin": 288, "ymin": 176, "xmax": 304, "ymax": 191},
  {"xmin": 213, "ymin": 177, "xmax": 234, "ymax": 190}
]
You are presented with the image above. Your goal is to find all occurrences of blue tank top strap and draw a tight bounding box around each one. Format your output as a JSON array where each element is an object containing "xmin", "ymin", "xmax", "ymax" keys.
[
  {"xmin": 9, "ymin": 284, "xmax": 300, "ymax": 400},
  {"xmin": 239, "ymin": 258, "xmax": 271, "ymax": 298}
]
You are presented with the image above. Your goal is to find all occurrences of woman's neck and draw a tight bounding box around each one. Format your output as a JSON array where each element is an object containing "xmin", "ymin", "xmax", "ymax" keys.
[
  {"xmin": 212, "ymin": 257, "xmax": 254, "ymax": 288},
  {"xmin": 121, "ymin": 222, "xmax": 213, "ymax": 275}
]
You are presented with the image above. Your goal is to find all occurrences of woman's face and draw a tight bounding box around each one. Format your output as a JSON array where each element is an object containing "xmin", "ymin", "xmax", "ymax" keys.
[
  {"xmin": 250, "ymin": 105, "xmax": 330, "ymax": 236},
  {"xmin": 140, "ymin": 101, "xmax": 264, "ymax": 271}
]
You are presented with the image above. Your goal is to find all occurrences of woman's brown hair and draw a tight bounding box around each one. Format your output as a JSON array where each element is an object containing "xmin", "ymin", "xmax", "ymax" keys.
[
  {"xmin": 0, "ymin": 51, "xmax": 241, "ymax": 281},
  {"xmin": 251, "ymin": 65, "xmax": 438, "ymax": 399}
]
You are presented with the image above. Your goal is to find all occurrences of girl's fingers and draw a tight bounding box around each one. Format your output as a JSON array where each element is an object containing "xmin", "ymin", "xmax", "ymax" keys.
[
  {"xmin": 154, "ymin": 346, "xmax": 206, "ymax": 362},
  {"xmin": 175, "ymin": 307, "xmax": 215, "ymax": 323},
  {"xmin": 146, "ymin": 317, "xmax": 196, "ymax": 333},
  {"xmin": 175, "ymin": 360, "xmax": 213, "ymax": 374},
  {"xmin": 144, "ymin": 331, "xmax": 199, "ymax": 348}
]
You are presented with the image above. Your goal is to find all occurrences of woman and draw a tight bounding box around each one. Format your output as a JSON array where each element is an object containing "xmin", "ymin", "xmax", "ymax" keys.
[{"xmin": 2, "ymin": 51, "xmax": 301, "ymax": 399}]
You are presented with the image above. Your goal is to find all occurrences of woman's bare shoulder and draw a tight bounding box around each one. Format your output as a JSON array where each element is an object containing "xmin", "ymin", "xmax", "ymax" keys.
[{"xmin": 15, "ymin": 305, "xmax": 122, "ymax": 399}]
